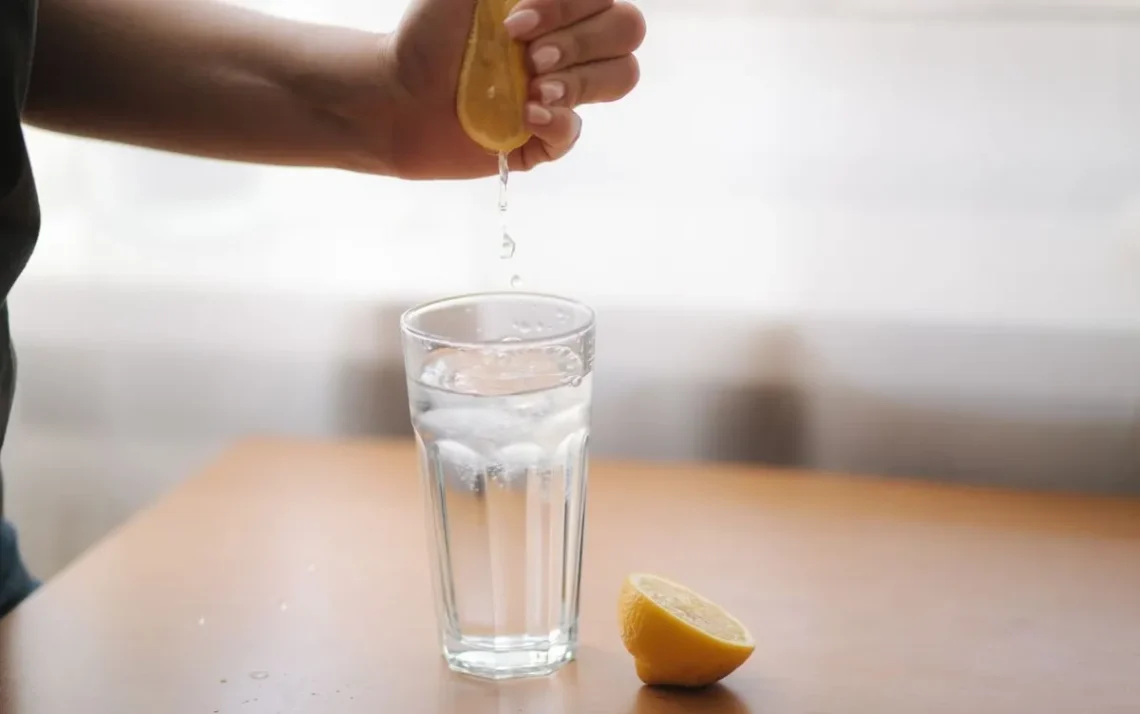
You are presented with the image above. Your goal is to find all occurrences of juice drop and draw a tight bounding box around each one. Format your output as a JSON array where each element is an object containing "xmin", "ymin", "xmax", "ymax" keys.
[{"xmin": 498, "ymin": 152, "xmax": 516, "ymax": 261}]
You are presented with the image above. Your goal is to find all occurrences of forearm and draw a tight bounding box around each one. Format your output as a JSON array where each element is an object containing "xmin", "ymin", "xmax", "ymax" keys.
[{"xmin": 25, "ymin": 0, "xmax": 397, "ymax": 173}]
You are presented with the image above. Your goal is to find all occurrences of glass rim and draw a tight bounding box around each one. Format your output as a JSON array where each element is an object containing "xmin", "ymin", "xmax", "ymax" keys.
[{"xmin": 399, "ymin": 291, "xmax": 596, "ymax": 351}]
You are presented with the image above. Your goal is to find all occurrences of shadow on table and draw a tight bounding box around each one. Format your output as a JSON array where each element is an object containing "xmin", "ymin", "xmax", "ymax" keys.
[
  {"xmin": 435, "ymin": 668, "xmax": 578, "ymax": 713},
  {"xmin": 434, "ymin": 645, "xmax": 754, "ymax": 713},
  {"xmin": 629, "ymin": 684, "xmax": 752, "ymax": 714}
]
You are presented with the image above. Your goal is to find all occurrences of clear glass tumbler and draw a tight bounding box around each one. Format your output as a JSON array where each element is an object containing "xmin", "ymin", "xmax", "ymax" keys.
[{"xmin": 401, "ymin": 292, "xmax": 595, "ymax": 680}]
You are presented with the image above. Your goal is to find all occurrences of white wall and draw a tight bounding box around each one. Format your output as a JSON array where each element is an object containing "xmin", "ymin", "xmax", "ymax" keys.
[{"xmin": 6, "ymin": 1, "xmax": 1140, "ymax": 579}]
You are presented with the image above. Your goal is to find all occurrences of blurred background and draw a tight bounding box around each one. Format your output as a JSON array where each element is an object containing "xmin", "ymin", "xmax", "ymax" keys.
[{"xmin": 6, "ymin": 0, "xmax": 1140, "ymax": 579}]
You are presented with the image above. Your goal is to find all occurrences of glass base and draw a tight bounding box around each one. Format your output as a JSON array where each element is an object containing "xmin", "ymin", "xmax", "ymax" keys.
[{"xmin": 444, "ymin": 635, "xmax": 576, "ymax": 680}]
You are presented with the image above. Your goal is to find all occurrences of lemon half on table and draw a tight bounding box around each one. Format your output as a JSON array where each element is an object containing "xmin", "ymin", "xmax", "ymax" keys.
[{"xmin": 618, "ymin": 573, "xmax": 755, "ymax": 688}]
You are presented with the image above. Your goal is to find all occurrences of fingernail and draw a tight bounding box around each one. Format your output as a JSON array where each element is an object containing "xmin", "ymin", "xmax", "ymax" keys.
[
  {"xmin": 526, "ymin": 103, "xmax": 553, "ymax": 126},
  {"xmin": 539, "ymin": 81, "xmax": 565, "ymax": 104},
  {"xmin": 531, "ymin": 46, "xmax": 561, "ymax": 72},
  {"xmin": 503, "ymin": 9, "xmax": 540, "ymax": 38}
]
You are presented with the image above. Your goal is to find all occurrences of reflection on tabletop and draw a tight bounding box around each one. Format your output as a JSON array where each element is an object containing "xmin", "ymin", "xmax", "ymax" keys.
[{"xmin": 434, "ymin": 646, "xmax": 754, "ymax": 714}]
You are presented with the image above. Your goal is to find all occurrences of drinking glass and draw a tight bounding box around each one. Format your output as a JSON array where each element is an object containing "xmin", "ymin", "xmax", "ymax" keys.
[{"xmin": 401, "ymin": 292, "xmax": 595, "ymax": 680}]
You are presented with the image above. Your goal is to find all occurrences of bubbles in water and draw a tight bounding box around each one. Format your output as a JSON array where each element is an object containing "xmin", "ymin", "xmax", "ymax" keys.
[
  {"xmin": 416, "ymin": 343, "xmax": 586, "ymax": 410},
  {"xmin": 570, "ymin": 376, "xmax": 584, "ymax": 387},
  {"xmin": 500, "ymin": 234, "xmax": 516, "ymax": 259},
  {"xmin": 486, "ymin": 86, "xmax": 497, "ymax": 99},
  {"xmin": 501, "ymin": 336, "xmax": 522, "ymax": 343},
  {"xmin": 250, "ymin": 671, "xmax": 270, "ymax": 680},
  {"xmin": 517, "ymin": 321, "xmax": 531, "ymax": 335},
  {"xmin": 510, "ymin": 275, "xmax": 522, "ymax": 289}
]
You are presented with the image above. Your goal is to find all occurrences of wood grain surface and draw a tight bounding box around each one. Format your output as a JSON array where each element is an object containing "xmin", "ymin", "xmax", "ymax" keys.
[{"xmin": 1, "ymin": 438, "xmax": 1137, "ymax": 713}]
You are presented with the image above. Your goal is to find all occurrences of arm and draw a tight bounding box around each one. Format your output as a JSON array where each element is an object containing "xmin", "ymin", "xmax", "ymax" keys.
[{"xmin": 25, "ymin": 0, "xmax": 398, "ymax": 174}]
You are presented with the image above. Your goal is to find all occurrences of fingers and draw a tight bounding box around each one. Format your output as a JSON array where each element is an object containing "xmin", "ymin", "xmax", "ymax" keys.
[
  {"xmin": 503, "ymin": 0, "xmax": 613, "ymax": 41},
  {"xmin": 531, "ymin": 54, "xmax": 639, "ymax": 107},
  {"xmin": 523, "ymin": 1, "xmax": 645, "ymax": 73},
  {"xmin": 514, "ymin": 104, "xmax": 582, "ymax": 170},
  {"xmin": 502, "ymin": 0, "xmax": 645, "ymax": 171}
]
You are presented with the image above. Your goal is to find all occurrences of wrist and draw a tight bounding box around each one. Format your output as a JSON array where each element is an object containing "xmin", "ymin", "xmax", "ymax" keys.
[{"xmin": 283, "ymin": 24, "xmax": 402, "ymax": 175}]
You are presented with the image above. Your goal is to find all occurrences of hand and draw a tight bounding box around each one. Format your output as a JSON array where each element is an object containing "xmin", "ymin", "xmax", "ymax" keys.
[{"xmin": 382, "ymin": 0, "xmax": 646, "ymax": 179}]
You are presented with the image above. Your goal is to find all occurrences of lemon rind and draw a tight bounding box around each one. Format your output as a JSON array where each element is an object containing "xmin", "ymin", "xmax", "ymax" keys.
[
  {"xmin": 455, "ymin": 0, "xmax": 533, "ymax": 154},
  {"xmin": 627, "ymin": 572, "xmax": 756, "ymax": 649}
]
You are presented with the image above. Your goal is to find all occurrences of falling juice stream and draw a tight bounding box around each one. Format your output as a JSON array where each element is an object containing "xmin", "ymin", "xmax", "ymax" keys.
[{"xmin": 498, "ymin": 151, "xmax": 522, "ymax": 289}]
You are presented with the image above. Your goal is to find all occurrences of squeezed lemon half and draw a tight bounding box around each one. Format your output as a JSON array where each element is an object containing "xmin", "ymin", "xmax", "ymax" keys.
[
  {"xmin": 457, "ymin": 0, "xmax": 532, "ymax": 152},
  {"xmin": 618, "ymin": 573, "xmax": 755, "ymax": 688}
]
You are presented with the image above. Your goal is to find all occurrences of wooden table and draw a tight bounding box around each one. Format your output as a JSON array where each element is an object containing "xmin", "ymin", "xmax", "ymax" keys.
[{"xmin": 2, "ymin": 439, "xmax": 1138, "ymax": 714}]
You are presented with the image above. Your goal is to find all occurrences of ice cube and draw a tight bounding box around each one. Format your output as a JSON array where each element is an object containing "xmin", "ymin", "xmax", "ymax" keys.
[
  {"xmin": 493, "ymin": 442, "xmax": 551, "ymax": 486},
  {"xmin": 497, "ymin": 442, "xmax": 547, "ymax": 469},
  {"xmin": 415, "ymin": 407, "xmax": 522, "ymax": 446},
  {"xmin": 431, "ymin": 439, "xmax": 486, "ymax": 492},
  {"xmin": 433, "ymin": 439, "xmax": 485, "ymax": 471}
]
